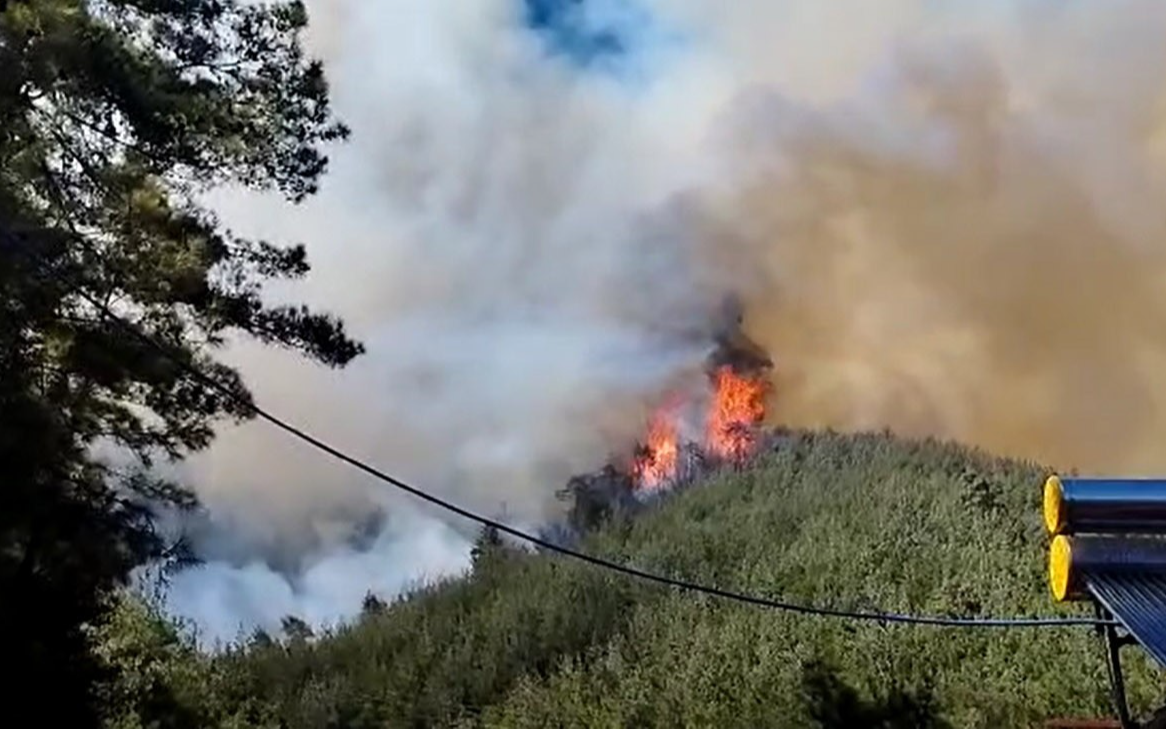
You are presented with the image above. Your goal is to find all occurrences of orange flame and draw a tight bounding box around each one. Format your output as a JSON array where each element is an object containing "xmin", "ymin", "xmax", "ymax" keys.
[
  {"xmin": 633, "ymin": 411, "xmax": 679, "ymax": 489},
  {"xmin": 706, "ymin": 366, "xmax": 769, "ymax": 461},
  {"xmin": 631, "ymin": 366, "xmax": 770, "ymax": 489}
]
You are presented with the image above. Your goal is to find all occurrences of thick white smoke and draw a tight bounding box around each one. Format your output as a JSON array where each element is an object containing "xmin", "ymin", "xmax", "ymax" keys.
[
  {"xmin": 162, "ymin": 0, "xmax": 726, "ymax": 642},
  {"xmin": 161, "ymin": 0, "xmax": 1166, "ymax": 642}
]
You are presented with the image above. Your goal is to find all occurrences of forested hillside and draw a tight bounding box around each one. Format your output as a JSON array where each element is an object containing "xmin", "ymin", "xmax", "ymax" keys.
[{"xmin": 98, "ymin": 430, "xmax": 1166, "ymax": 728}]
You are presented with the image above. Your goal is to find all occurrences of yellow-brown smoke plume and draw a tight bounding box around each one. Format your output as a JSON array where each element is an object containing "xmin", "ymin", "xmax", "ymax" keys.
[{"xmin": 691, "ymin": 24, "xmax": 1166, "ymax": 473}]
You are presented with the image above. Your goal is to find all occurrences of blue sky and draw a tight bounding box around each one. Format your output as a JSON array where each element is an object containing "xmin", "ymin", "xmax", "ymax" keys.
[
  {"xmin": 524, "ymin": 0, "xmax": 629, "ymax": 64},
  {"xmin": 520, "ymin": 0, "xmax": 684, "ymax": 80}
]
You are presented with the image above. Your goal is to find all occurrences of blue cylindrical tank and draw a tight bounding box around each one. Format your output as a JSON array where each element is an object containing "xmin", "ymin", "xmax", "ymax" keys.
[
  {"xmin": 1044, "ymin": 475, "xmax": 1166, "ymax": 536},
  {"xmin": 1049, "ymin": 533, "xmax": 1166, "ymax": 602}
]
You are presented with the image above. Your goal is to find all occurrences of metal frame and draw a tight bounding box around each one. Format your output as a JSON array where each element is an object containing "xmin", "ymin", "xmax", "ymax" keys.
[{"xmin": 1095, "ymin": 603, "xmax": 1137, "ymax": 729}]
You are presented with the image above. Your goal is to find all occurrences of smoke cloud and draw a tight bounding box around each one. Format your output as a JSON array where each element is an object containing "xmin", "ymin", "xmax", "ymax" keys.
[
  {"xmin": 694, "ymin": 2, "xmax": 1166, "ymax": 473},
  {"xmin": 160, "ymin": 0, "xmax": 1166, "ymax": 641}
]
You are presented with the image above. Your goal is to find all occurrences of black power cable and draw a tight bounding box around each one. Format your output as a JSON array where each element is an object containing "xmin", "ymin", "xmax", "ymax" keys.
[{"xmin": 0, "ymin": 225, "xmax": 1113, "ymax": 628}]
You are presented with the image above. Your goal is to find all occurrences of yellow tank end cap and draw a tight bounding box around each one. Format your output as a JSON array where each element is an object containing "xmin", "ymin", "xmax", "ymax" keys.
[
  {"xmin": 1049, "ymin": 534, "xmax": 1074, "ymax": 602},
  {"xmin": 1043, "ymin": 475, "xmax": 1066, "ymax": 535}
]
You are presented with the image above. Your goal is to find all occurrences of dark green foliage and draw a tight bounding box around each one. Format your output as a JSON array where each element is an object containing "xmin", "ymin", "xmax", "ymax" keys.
[
  {"xmin": 470, "ymin": 524, "xmax": 505, "ymax": 570},
  {"xmin": 471, "ymin": 524, "xmax": 523, "ymax": 582},
  {"xmin": 98, "ymin": 430, "xmax": 1166, "ymax": 728},
  {"xmin": 94, "ymin": 597, "xmax": 281, "ymax": 729},
  {"xmin": 800, "ymin": 658, "xmax": 951, "ymax": 729},
  {"xmin": 0, "ymin": 0, "xmax": 356, "ymax": 724},
  {"xmin": 557, "ymin": 464, "xmax": 639, "ymax": 534},
  {"xmin": 360, "ymin": 591, "xmax": 387, "ymax": 617},
  {"xmin": 281, "ymin": 615, "xmax": 315, "ymax": 643}
]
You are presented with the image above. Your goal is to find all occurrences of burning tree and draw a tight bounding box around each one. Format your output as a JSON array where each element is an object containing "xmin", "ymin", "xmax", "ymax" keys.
[
  {"xmin": 632, "ymin": 294, "xmax": 773, "ymax": 490},
  {"xmin": 557, "ymin": 297, "xmax": 774, "ymax": 535}
]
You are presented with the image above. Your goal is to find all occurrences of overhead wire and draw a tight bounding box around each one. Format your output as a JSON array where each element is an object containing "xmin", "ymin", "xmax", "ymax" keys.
[{"xmin": 0, "ymin": 224, "xmax": 1115, "ymax": 628}]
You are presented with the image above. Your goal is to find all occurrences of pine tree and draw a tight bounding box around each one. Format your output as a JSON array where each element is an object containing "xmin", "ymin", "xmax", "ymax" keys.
[{"xmin": 0, "ymin": 2, "xmax": 359, "ymax": 723}]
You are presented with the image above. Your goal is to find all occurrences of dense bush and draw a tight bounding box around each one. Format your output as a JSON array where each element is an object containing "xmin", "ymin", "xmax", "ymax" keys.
[{"xmin": 101, "ymin": 430, "xmax": 1166, "ymax": 728}]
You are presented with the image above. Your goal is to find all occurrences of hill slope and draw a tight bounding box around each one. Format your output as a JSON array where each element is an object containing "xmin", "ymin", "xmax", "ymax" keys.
[{"xmin": 100, "ymin": 431, "xmax": 1164, "ymax": 728}]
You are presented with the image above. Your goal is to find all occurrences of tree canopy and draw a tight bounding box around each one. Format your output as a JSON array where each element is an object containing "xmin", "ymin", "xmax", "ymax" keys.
[{"xmin": 0, "ymin": 1, "xmax": 360, "ymax": 724}]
